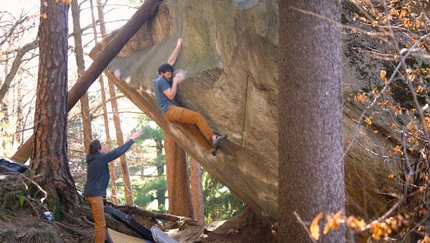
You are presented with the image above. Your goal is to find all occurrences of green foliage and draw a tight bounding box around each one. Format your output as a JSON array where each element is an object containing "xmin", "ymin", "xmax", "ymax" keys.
[
  {"xmin": 129, "ymin": 114, "xmax": 243, "ymax": 219},
  {"xmin": 133, "ymin": 193, "xmax": 155, "ymax": 208},
  {"xmin": 153, "ymin": 154, "xmax": 166, "ymax": 168},
  {"xmin": 134, "ymin": 115, "xmax": 164, "ymax": 145},
  {"xmin": 202, "ymin": 170, "xmax": 244, "ymax": 222},
  {"xmin": 125, "ymin": 114, "xmax": 166, "ymax": 209},
  {"xmin": 141, "ymin": 125, "xmax": 164, "ymax": 144},
  {"xmin": 0, "ymin": 178, "xmax": 31, "ymax": 211},
  {"xmin": 137, "ymin": 176, "xmax": 166, "ymax": 192},
  {"xmin": 18, "ymin": 196, "xmax": 25, "ymax": 208},
  {"xmin": 115, "ymin": 175, "xmax": 166, "ymax": 208}
]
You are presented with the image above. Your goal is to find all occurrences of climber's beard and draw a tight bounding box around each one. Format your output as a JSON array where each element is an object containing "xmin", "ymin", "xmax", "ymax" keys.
[{"xmin": 160, "ymin": 72, "xmax": 173, "ymax": 82}]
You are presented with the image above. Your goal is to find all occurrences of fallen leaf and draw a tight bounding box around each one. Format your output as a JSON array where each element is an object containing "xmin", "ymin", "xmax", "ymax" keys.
[{"xmin": 310, "ymin": 212, "xmax": 323, "ymax": 240}]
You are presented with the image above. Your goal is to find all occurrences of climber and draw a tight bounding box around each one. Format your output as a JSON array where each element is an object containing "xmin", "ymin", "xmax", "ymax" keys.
[{"xmin": 153, "ymin": 38, "xmax": 227, "ymax": 156}]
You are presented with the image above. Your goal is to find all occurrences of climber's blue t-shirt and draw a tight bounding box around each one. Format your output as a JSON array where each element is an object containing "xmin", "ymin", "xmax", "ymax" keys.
[{"xmin": 153, "ymin": 76, "xmax": 177, "ymax": 115}]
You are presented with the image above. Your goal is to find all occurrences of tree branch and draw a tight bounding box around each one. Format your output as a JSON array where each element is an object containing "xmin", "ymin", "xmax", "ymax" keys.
[{"xmin": 11, "ymin": 0, "xmax": 164, "ymax": 162}]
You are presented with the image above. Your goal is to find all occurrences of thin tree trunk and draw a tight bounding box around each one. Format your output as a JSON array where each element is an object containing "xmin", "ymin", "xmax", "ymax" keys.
[
  {"xmin": 100, "ymin": 76, "xmax": 118, "ymax": 204},
  {"xmin": 278, "ymin": 1, "xmax": 344, "ymax": 242},
  {"xmin": 1, "ymin": 50, "xmax": 9, "ymax": 123},
  {"xmin": 97, "ymin": 0, "xmax": 133, "ymax": 204},
  {"xmin": 1, "ymin": 49, "xmax": 10, "ymax": 153},
  {"xmin": 0, "ymin": 49, "xmax": 9, "ymax": 127},
  {"xmin": 165, "ymin": 134, "xmax": 192, "ymax": 217},
  {"xmin": 32, "ymin": 0, "xmax": 77, "ymax": 212},
  {"xmin": 80, "ymin": 95, "xmax": 92, "ymax": 154},
  {"xmin": 155, "ymin": 136, "xmax": 166, "ymax": 208},
  {"xmin": 190, "ymin": 157, "xmax": 204, "ymax": 224},
  {"xmin": 90, "ymin": 0, "xmax": 118, "ymax": 204},
  {"xmin": 109, "ymin": 76, "xmax": 133, "ymax": 204},
  {"xmin": 71, "ymin": 0, "xmax": 92, "ymax": 154},
  {"xmin": 10, "ymin": 0, "xmax": 164, "ymax": 163},
  {"xmin": 0, "ymin": 41, "xmax": 38, "ymax": 104},
  {"xmin": 15, "ymin": 70, "xmax": 23, "ymax": 146}
]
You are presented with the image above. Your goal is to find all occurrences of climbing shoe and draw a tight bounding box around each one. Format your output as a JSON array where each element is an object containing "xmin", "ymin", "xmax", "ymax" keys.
[
  {"xmin": 211, "ymin": 146, "xmax": 220, "ymax": 156},
  {"xmin": 212, "ymin": 134, "xmax": 227, "ymax": 147}
]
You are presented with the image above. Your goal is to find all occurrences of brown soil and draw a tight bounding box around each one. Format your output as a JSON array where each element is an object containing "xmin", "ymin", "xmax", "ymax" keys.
[{"xmin": 0, "ymin": 206, "xmax": 277, "ymax": 243}]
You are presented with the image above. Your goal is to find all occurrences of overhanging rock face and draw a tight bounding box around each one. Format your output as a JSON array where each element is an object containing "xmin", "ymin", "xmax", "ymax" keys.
[
  {"xmin": 96, "ymin": 0, "xmax": 279, "ymax": 223},
  {"xmin": 92, "ymin": 0, "xmax": 402, "ymax": 223}
]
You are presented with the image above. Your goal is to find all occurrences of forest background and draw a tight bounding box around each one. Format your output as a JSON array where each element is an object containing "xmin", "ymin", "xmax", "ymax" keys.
[
  {"xmin": 0, "ymin": 0, "xmax": 242, "ymax": 224},
  {"xmin": 4, "ymin": 0, "xmax": 430, "ymax": 242}
]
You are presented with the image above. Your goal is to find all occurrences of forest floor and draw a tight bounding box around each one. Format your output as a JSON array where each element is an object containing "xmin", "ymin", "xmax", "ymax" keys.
[{"xmin": 0, "ymin": 205, "xmax": 278, "ymax": 243}]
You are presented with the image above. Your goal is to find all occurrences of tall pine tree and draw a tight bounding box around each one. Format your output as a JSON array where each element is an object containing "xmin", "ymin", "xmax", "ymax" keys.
[
  {"xmin": 278, "ymin": 1, "xmax": 344, "ymax": 242},
  {"xmin": 31, "ymin": 0, "xmax": 77, "ymax": 212}
]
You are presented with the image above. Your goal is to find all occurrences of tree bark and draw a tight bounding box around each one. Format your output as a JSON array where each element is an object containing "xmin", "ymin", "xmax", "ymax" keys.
[
  {"xmin": 14, "ymin": 71, "xmax": 23, "ymax": 146},
  {"xmin": 108, "ymin": 75, "xmax": 133, "ymax": 204},
  {"xmin": 32, "ymin": 0, "xmax": 77, "ymax": 212},
  {"xmin": 11, "ymin": 0, "xmax": 164, "ymax": 163},
  {"xmin": 278, "ymin": 1, "xmax": 344, "ymax": 242},
  {"xmin": 97, "ymin": 0, "xmax": 133, "ymax": 204},
  {"xmin": 190, "ymin": 156, "xmax": 204, "ymax": 224},
  {"xmin": 165, "ymin": 134, "xmax": 192, "ymax": 218},
  {"xmin": 71, "ymin": 0, "xmax": 92, "ymax": 153},
  {"xmin": 155, "ymin": 131, "xmax": 166, "ymax": 208},
  {"xmin": 89, "ymin": 0, "xmax": 118, "ymax": 204},
  {"xmin": 99, "ymin": 74, "xmax": 118, "ymax": 204}
]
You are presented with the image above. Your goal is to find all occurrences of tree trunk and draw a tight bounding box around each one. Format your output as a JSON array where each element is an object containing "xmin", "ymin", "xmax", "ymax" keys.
[
  {"xmin": 99, "ymin": 74, "xmax": 118, "ymax": 204},
  {"xmin": 90, "ymin": 0, "xmax": 121, "ymax": 204},
  {"xmin": 278, "ymin": 1, "xmax": 344, "ymax": 242},
  {"xmin": 10, "ymin": 0, "xmax": 164, "ymax": 163},
  {"xmin": 0, "ymin": 40, "xmax": 39, "ymax": 104},
  {"xmin": 88, "ymin": 0, "xmax": 118, "ymax": 204},
  {"xmin": 97, "ymin": 0, "xmax": 133, "ymax": 205},
  {"xmin": 155, "ymin": 136, "xmax": 166, "ymax": 208},
  {"xmin": 80, "ymin": 94, "xmax": 92, "ymax": 154},
  {"xmin": 109, "ymin": 76, "xmax": 133, "ymax": 204},
  {"xmin": 165, "ymin": 134, "xmax": 192, "ymax": 217},
  {"xmin": 1, "ymin": 49, "xmax": 10, "ymax": 147},
  {"xmin": 15, "ymin": 71, "xmax": 23, "ymax": 146},
  {"xmin": 71, "ymin": 0, "xmax": 92, "ymax": 154},
  {"xmin": 190, "ymin": 156, "xmax": 204, "ymax": 224},
  {"xmin": 32, "ymin": 0, "xmax": 77, "ymax": 213}
]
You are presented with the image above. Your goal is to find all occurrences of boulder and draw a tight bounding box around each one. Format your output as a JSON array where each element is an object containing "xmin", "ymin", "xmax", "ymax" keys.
[{"xmin": 92, "ymin": 0, "xmax": 404, "ymax": 223}]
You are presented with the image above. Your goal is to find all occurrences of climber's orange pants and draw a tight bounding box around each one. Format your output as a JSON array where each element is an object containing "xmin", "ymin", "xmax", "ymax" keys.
[
  {"xmin": 164, "ymin": 105, "xmax": 214, "ymax": 151},
  {"xmin": 85, "ymin": 197, "xmax": 106, "ymax": 243}
]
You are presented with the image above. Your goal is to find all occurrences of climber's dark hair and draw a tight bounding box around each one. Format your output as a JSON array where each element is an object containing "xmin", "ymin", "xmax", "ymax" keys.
[
  {"xmin": 158, "ymin": 63, "xmax": 174, "ymax": 75},
  {"xmin": 89, "ymin": 140, "xmax": 101, "ymax": 154}
]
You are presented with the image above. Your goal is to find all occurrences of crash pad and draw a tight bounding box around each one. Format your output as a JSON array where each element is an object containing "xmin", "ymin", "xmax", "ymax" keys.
[
  {"xmin": 108, "ymin": 228, "xmax": 155, "ymax": 243},
  {"xmin": 0, "ymin": 158, "xmax": 28, "ymax": 174},
  {"xmin": 104, "ymin": 206, "xmax": 153, "ymax": 240}
]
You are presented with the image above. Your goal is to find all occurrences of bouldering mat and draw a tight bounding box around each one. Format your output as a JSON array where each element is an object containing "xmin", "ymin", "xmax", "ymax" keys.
[
  {"xmin": 104, "ymin": 206, "xmax": 153, "ymax": 240},
  {"xmin": 108, "ymin": 228, "xmax": 155, "ymax": 243},
  {"xmin": 0, "ymin": 158, "xmax": 28, "ymax": 174}
]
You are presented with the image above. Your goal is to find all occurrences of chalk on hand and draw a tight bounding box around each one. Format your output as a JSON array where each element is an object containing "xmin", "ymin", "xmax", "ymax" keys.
[{"xmin": 174, "ymin": 69, "xmax": 187, "ymax": 83}]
